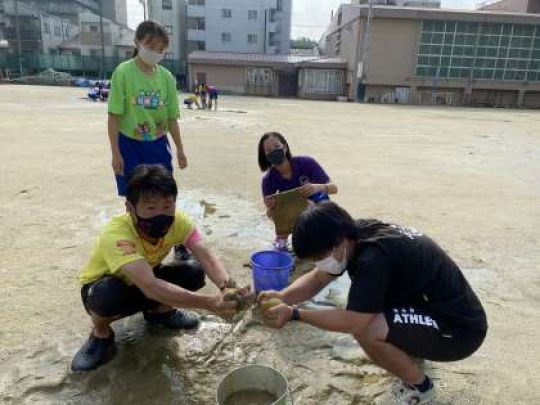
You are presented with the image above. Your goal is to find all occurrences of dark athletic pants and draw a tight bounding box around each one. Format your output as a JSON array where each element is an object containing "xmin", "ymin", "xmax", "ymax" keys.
[
  {"xmin": 81, "ymin": 261, "xmax": 205, "ymax": 318},
  {"xmin": 384, "ymin": 306, "xmax": 487, "ymax": 362}
]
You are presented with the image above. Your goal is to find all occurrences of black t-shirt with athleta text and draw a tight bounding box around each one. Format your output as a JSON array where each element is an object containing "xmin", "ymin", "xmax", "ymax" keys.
[{"xmin": 345, "ymin": 220, "xmax": 487, "ymax": 331}]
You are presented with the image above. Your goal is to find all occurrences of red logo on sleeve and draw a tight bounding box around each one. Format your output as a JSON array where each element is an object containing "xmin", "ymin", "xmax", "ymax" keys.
[{"xmin": 116, "ymin": 240, "xmax": 137, "ymax": 256}]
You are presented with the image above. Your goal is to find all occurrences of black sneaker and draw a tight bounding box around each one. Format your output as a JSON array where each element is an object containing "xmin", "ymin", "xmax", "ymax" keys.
[
  {"xmin": 144, "ymin": 309, "xmax": 200, "ymax": 330},
  {"xmin": 174, "ymin": 245, "xmax": 192, "ymax": 262},
  {"xmin": 71, "ymin": 333, "xmax": 117, "ymax": 372}
]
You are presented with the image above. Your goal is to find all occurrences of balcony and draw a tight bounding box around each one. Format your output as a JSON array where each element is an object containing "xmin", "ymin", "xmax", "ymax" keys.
[
  {"xmin": 187, "ymin": 5, "xmax": 205, "ymax": 18},
  {"xmin": 267, "ymin": 22, "xmax": 278, "ymax": 33}
]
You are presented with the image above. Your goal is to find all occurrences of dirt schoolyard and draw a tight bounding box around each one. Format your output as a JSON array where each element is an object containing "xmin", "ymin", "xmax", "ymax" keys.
[{"xmin": 0, "ymin": 85, "xmax": 539, "ymax": 404}]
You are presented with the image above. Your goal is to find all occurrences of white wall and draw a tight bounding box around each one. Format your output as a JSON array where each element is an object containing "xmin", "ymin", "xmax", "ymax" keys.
[
  {"xmin": 188, "ymin": 0, "xmax": 292, "ymax": 54},
  {"xmin": 148, "ymin": 0, "xmax": 187, "ymax": 63}
]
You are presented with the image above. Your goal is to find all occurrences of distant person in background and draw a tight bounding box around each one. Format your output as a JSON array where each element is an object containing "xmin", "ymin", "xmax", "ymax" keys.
[
  {"xmin": 198, "ymin": 82, "xmax": 208, "ymax": 109},
  {"xmin": 183, "ymin": 93, "xmax": 201, "ymax": 109},
  {"xmin": 99, "ymin": 82, "xmax": 109, "ymax": 102},
  {"xmin": 207, "ymin": 85, "xmax": 219, "ymax": 111},
  {"xmin": 88, "ymin": 85, "xmax": 100, "ymax": 101},
  {"xmin": 107, "ymin": 20, "xmax": 189, "ymax": 261},
  {"xmin": 258, "ymin": 131, "xmax": 338, "ymax": 251}
]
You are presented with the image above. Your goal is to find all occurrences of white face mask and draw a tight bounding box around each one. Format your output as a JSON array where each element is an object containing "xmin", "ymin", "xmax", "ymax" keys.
[
  {"xmin": 316, "ymin": 246, "xmax": 348, "ymax": 276},
  {"xmin": 138, "ymin": 46, "xmax": 163, "ymax": 65}
]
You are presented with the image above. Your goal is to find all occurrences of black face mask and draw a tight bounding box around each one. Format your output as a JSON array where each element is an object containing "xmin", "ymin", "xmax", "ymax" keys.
[
  {"xmin": 266, "ymin": 148, "xmax": 286, "ymax": 166},
  {"xmin": 135, "ymin": 213, "xmax": 175, "ymax": 239}
]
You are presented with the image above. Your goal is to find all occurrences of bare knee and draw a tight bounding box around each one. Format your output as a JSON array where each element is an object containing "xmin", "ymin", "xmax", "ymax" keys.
[{"xmin": 354, "ymin": 313, "xmax": 389, "ymax": 347}]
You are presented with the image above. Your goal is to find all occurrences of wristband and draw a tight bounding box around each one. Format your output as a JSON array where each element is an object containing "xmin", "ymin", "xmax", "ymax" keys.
[{"xmin": 291, "ymin": 305, "xmax": 301, "ymax": 321}]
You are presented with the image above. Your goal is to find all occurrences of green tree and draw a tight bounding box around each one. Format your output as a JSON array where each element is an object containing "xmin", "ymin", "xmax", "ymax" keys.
[{"xmin": 291, "ymin": 37, "xmax": 318, "ymax": 49}]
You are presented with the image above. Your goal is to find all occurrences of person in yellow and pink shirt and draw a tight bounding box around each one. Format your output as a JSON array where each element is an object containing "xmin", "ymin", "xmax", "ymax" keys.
[{"xmin": 71, "ymin": 165, "xmax": 248, "ymax": 372}]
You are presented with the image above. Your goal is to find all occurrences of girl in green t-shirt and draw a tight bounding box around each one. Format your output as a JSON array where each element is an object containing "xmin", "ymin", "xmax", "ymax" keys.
[{"xmin": 107, "ymin": 20, "xmax": 187, "ymax": 196}]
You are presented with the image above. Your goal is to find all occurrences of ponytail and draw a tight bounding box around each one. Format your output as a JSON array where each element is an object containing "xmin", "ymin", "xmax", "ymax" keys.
[{"xmin": 132, "ymin": 20, "xmax": 169, "ymax": 59}]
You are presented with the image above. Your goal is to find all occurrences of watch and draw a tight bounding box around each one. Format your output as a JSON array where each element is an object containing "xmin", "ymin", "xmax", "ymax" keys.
[{"xmin": 291, "ymin": 305, "xmax": 301, "ymax": 321}]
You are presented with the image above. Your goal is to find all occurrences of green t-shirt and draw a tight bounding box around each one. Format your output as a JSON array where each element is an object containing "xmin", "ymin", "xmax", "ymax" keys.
[{"xmin": 108, "ymin": 59, "xmax": 180, "ymax": 141}]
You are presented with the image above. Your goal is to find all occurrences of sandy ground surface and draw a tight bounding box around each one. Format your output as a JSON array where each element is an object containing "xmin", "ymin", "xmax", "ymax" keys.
[{"xmin": 0, "ymin": 84, "xmax": 539, "ymax": 404}]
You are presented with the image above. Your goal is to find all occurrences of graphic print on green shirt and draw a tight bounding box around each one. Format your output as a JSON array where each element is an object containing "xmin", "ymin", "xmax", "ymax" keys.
[{"xmin": 108, "ymin": 59, "xmax": 180, "ymax": 142}]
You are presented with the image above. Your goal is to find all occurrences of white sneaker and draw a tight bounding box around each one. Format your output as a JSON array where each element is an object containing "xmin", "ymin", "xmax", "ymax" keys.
[{"xmin": 377, "ymin": 380, "xmax": 434, "ymax": 405}]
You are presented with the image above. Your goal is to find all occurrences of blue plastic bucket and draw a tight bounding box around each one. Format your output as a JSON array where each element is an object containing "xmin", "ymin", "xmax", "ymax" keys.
[{"xmin": 251, "ymin": 250, "xmax": 293, "ymax": 293}]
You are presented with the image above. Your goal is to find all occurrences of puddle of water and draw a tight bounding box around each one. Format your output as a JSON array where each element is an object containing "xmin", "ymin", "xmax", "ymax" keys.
[
  {"xmin": 307, "ymin": 274, "xmax": 352, "ymax": 310},
  {"xmin": 94, "ymin": 188, "xmax": 274, "ymax": 252}
]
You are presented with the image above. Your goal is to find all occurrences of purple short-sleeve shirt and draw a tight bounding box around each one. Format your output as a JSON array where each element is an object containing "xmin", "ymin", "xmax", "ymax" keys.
[{"xmin": 261, "ymin": 156, "xmax": 330, "ymax": 197}]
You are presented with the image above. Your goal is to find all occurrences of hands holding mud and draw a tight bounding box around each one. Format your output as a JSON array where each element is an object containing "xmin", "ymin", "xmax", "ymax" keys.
[
  {"xmin": 211, "ymin": 279, "xmax": 255, "ymax": 320},
  {"xmin": 258, "ymin": 291, "xmax": 293, "ymax": 329}
]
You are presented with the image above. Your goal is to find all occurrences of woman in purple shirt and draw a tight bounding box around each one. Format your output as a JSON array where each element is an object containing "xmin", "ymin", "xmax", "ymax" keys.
[{"xmin": 258, "ymin": 132, "xmax": 338, "ymax": 250}]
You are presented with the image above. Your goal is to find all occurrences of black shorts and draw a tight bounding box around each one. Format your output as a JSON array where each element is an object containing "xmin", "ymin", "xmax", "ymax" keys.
[
  {"xmin": 384, "ymin": 307, "xmax": 487, "ymax": 362},
  {"xmin": 81, "ymin": 261, "xmax": 205, "ymax": 318}
]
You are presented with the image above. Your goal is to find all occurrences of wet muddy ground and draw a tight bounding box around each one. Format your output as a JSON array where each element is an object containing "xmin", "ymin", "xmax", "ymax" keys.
[{"xmin": 1, "ymin": 85, "xmax": 539, "ymax": 404}]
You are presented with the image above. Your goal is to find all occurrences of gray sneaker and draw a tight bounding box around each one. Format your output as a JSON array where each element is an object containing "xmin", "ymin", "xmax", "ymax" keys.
[{"xmin": 377, "ymin": 380, "xmax": 434, "ymax": 405}]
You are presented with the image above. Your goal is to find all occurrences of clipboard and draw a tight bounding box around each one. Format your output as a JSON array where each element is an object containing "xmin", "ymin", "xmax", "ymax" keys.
[{"xmin": 271, "ymin": 187, "xmax": 309, "ymax": 235}]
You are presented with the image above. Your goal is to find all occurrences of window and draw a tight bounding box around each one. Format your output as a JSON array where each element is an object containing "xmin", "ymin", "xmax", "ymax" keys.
[
  {"xmin": 164, "ymin": 52, "xmax": 174, "ymax": 60},
  {"xmin": 248, "ymin": 10, "xmax": 257, "ymax": 20},
  {"xmin": 247, "ymin": 68, "xmax": 272, "ymax": 84},
  {"xmin": 162, "ymin": 0, "xmax": 172, "ymax": 10},
  {"xmin": 269, "ymin": 9, "xmax": 277, "ymax": 23},
  {"xmin": 248, "ymin": 33, "xmax": 257, "ymax": 44},
  {"xmin": 43, "ymin": 22, "xmax": 50, "ymax": 35},
  {"xmin": 89, "ymin": 25, "xmax": 98, "ymax": 33},
  {"xmin": 187, "ymin": 18, "xmax": 205, "ymax": 30},
  {"xmin": 416, "ymin": 20, "xmax": 540, "ymax": 82},
  {"xmin": 188, "ymin": 0, "xmax": 205, "ymax": 5},
  {"xmin": 221, "ymin": 32, "xmax": 231, "ymax": 42},
  {"xmin": 222, "ymin": 9, "xmax": 232, "ymax": 18},
  {"xmin": 54, "ymin": 26, "xmax": 61, "ymax": 37},
  {"xmin": 165, "ymin": 25, "xmax": 173, "ymax": 35},
  {"xmin": 276, "ymin": 0, "xmax": 283, "ymax": 11},
  {"xmin": 302, "ymin": 69, "xmax": 344, "ymax": 95},
  {"xmin": 187, "ymin": 40, "xmax": 206, "ymax": 52}
]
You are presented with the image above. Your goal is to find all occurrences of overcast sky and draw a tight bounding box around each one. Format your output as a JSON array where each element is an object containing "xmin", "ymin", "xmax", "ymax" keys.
[{"xmin": 127, "ymin": 0, "xmax": 478, "ymax": 40}]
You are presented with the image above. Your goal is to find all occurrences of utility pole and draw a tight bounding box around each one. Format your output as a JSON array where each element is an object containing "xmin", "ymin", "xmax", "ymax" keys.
[
  {"xmin": 357, "ymin": 0, "xmax": 373, "ymax": 101},
  {"xmin": 264, "ymin": 9, "xmax": 268, "ymax": 53},
  {"xmin": 99, "ymin": 0, "xmax": 105, "ymax": 80},
  {"xmin": 139, "ymin": 0, "xmax": 147, "ymax": 20},
  {"xmin": 14, "ymin": 0, "xmax": 23, "ymax": 77}
]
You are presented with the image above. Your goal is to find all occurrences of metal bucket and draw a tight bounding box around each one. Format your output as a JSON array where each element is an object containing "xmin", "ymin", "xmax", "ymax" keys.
[{"xmin": 216, "ymin": 364, "xmax": 291, "ymax": 405}]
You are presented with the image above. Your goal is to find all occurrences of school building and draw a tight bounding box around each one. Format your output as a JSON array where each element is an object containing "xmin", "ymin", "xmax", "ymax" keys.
[
  {"xmin": 188, "ymin": 51, "xmax": 347, "ymax": 99},
  {"xmin": 321, "ymin": 4, "xmax": 540, "ymax": 108}
]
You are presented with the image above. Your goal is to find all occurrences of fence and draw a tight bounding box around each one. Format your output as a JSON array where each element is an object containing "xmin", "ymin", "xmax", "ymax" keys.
[{"xmin": 0, "ymin": 50, "xmax": 185, "ymax": 80}]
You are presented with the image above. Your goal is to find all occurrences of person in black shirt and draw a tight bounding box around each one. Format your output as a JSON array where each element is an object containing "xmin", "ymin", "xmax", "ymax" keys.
[{"xmin": 259, "ymin": 202, "xmax": 487, "ymax": 404}]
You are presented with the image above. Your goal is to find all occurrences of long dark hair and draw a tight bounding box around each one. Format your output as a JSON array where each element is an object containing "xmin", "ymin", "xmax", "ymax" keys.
[
  {"xmin": 292, "ymin": 202, "xmax": 400, "ymax": 259},
  {"xmin": 132, "ymin": 20, "xmax": 170, "ymax": 58},
  {"xmin": 257, "ymin": 132, "xmax": 293, "ymax": 172}
]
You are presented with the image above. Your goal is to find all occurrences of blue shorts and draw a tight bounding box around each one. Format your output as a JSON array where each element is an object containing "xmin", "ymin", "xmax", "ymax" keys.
[{"xmin": 115, "ymin": 133, "xmax": 173, "ymax": 196}]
